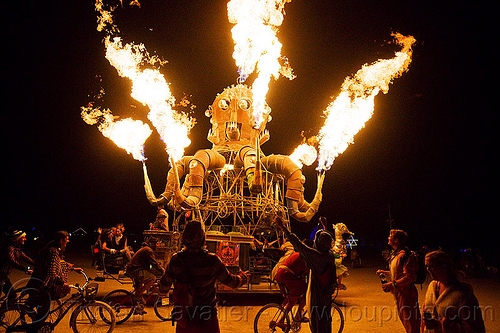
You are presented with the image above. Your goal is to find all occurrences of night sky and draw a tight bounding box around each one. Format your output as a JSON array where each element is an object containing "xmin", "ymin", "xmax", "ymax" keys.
[{"xmin": 4, "ymin": 1, "xmax": 493, "ymax": 258}]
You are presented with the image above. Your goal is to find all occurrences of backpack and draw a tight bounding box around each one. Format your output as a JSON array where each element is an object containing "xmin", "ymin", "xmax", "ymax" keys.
[{"xmin": 402, "ymin": 249, "xmax": 427, "ymax": 287}]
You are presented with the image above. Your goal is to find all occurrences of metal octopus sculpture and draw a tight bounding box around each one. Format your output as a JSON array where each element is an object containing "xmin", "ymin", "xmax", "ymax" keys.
[{"xmin": 143, "ymin": 84, "xmax": 324, "ymax": 235}]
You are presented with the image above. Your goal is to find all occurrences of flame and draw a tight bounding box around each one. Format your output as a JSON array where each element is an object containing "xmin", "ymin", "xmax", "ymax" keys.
[
  {"xmin": 227, "ymin": 0, "xmax": 292, "ymax": 128},
  {"xmin": 289, "ymin": 143, "xmax": 318, "ymax": 169},
  {"xmin": 87, "ymin": 1, "xmax": 194, "ymax": 162},
  {"xmin": 100, "ymin": 118, "xmax": 152, "ymax": 161},
  {"xmin": 81, "ymin": 105, "xmax": 152, "ymax": 161},
  {"xmin": 95, "ymin": 0, "xmax": 119, "ymax": 34},
  {"xmin": 316, "ymin": 33, "xmax": 416, "ymax": 171},
  {"xmin": 104, "ymin": 36, "xmax": 193, "ymax": 160}
]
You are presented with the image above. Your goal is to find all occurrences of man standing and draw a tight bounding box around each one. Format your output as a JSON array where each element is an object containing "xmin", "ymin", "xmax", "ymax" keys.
[
  {"xmin": 376, "ymin": 229, "xmax": 420, "ymax": 333},
  {"xmin": 0, "ymin": 230, "xmax": 34, "ymax": 299},
  {"xmin": 125, "ymin": 236, "xmax": 164, "ymax": 315},
  {"xmin": 160, "ymin": 221, "xmax": 247, "ymax": 333}
]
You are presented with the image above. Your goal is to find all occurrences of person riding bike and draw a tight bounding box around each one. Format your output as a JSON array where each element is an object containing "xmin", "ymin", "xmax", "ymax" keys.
[
  {"xmin": 0, "ymin": 230, "xmax": 34, "ymax": 301},
  {"xmin": 274, "ymin": 250, "xmax": 309, "ymax": 324},
  {"xmin": 125, "ymin": 236, "xmax": 164, "ymax": 315},
  {"xmin": 274, "ymin": 215, "xmax": 337, "ymax": 333},
  {"xmin": 26, "ymin": 231, "xmax": 82, "ymax": 325}
]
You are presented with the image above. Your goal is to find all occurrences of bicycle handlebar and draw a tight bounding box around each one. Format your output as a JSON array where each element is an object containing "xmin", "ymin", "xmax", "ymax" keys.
[{"xmin": 68, "ymin": 270, "xmax": 91, "ymax": 291}]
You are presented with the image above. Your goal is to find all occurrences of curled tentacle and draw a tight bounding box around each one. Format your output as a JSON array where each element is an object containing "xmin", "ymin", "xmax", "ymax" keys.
[
  {"xmin": 261, "ymin": 155, "xmax": 324, "ymax": 222},
  {"xmin": 143, "ymin": 156, "xmax": 192, "ymax": 206},
  {"xmin": 174, "ymin": 149, "xmax": 226, "ymax": 208}
]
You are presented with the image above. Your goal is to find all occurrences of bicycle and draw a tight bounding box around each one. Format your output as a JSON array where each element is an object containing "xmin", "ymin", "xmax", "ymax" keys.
[
  {"xmin": 254, "ymin": 284, "xmax": 344, "ymax": 333},
  {"xmin": 0, "ymin": 270, "xmax": 116, "ymax": 333},
  {"xmin": 102, "ymin": 279, "xmax": 173, "ymax": 324}
]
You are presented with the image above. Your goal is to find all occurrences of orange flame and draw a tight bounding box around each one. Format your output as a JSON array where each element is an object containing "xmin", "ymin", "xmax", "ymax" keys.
[
  {"xmin": 228, "ymin": 0, "xmax": 293, "ymax": 128},
  {"xmin": 88, "ymin": 1, "xmax": 194, "ymax": 162},
  {"xmin": 290, "ymin": 143, "xmax": 318, "ymax": 169},
  {"xmin": 104, "ymin": 36, "xmax": 194, "ymax": 160},
  {"xmin": 81, "ymin": 105, "xmax": 152, "ymax": 161},
  {"xmin": 316, "ymin": 33, "xmax": 416, "ymax": 171}
]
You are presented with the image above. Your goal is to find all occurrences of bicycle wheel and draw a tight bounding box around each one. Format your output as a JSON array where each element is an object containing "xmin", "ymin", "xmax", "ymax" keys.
[
  {"xmin": 0, "ymin": 305, "xmax": 34, "ymax": 331},
  {"xmin": 254, "ymin": 303, "xmax": 290, "ymax": 333},
  {"xmin": 153, "ymin": 294, "xmax": 173, "ymax": 321},
  {"xmin": 330, "ymin": 303, "xmax": 344, "ymax": 333},
  {"xmin": 102, "ymin": 289, "xmax": 134, "ymax": 324},
  {"xmin": 70, "ymin": 301, "xmax": 115, "ymax": 333}
]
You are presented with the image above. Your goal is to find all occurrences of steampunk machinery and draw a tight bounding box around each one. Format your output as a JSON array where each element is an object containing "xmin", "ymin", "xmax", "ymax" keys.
[{"xmin": 143, "ymin": 84, "xmax": 324, "ymax": 286}]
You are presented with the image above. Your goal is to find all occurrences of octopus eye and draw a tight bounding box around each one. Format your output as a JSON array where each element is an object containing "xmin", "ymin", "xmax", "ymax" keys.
[
  {"xmin": 219, "ymin": 98, "xmax": 230, "ymax": 110},
  {"xmin": 238, "ymin": 98, "xmax": 251, "ymax": 110}
]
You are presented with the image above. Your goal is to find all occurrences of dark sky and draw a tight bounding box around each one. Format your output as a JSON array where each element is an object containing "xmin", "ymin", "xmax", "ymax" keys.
[{"xmin": 4, "ymin": 1, "xmax": 493, "ymax": 255}]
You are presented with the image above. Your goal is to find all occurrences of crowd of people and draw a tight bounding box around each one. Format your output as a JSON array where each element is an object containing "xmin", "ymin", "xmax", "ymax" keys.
[{"xmin": 0, "ymin": 218, "xmax": 489, "ymax": 333}]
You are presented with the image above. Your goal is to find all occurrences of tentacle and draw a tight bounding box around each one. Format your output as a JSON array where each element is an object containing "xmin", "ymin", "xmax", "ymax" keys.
[
  {"xmin": 143, "ymin": 156, "xmax": 192, "ymax": 206},
  {"xmin": 261, "ymin": 155, "xmax": 324, "ymax": 222},
  {"xmin": 235, "ymin": 145, "xmax": 265, "ymax": 194},
  {"xmin": 174, "ymin": 149, "xmax": 226, "ymax": 208}
]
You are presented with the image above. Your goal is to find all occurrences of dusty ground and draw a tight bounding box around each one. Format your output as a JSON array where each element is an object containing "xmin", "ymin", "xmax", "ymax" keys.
[{"xmin": 5, "ymin": 253, "xmax": 499, "ymax": 333}]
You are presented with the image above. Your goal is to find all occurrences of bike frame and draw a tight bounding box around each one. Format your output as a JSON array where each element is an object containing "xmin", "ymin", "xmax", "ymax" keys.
[{"xmin": 43, "ymin": 287, "xmax": 95, "ymax": 328}]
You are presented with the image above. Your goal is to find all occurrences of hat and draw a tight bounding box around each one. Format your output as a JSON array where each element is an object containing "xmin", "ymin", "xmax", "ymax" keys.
[
  {"xmin": 10, "ymin": 230, "xmax": 26, "ymax": 242},
  {"xmin": 182, "ymin": 221, "xmax": 205, "ymax": 249}
]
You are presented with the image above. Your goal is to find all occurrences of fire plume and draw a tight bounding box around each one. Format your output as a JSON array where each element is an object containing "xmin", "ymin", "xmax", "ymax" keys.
[
  {"xmin": 86, "ymin": 1, "xmax": 194, "ymax": 162},
  {"xmin": 81, "ymin": 106, "xmax": 152, "ymax": 161},
  {"xmin": 316, "ymin": 33, "xmax": 416, "ymax": 171},
  {"xmin": 227, "ymin": 0, "xmax": 292, "ymax": 128},
  {"xmin": 289, "ymin": 143, "xmax": 317, "ymax": 169},
  {"xmin": 104, "ymin": 36, "xmax": 194, "ymax": 161}
]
